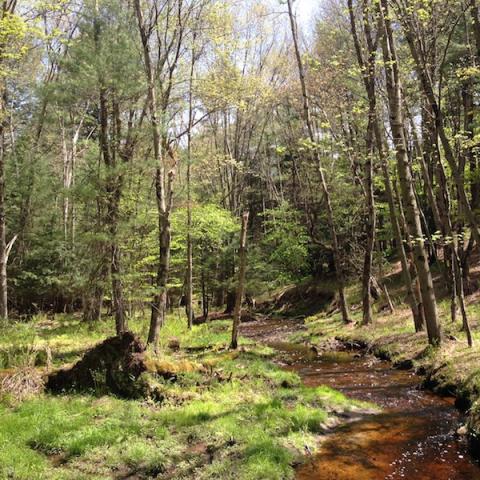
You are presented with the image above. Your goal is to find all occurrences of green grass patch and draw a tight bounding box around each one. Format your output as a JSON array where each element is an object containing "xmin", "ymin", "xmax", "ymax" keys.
[{"xmin": 0, "ymin": 314, "xmax": 365, "ymax": 480}]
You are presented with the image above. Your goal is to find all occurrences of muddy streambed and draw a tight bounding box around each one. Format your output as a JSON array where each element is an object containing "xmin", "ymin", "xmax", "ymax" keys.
[{"xmin": 241, "ymin": 318, "xmax": 480, "ymax": 479}]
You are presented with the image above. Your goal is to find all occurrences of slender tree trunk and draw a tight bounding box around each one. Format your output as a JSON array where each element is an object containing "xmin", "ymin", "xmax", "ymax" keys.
[
  {"xmin": 109, "ymin": 97, "xmax": 127, "ymax": 334},
  {"xmin": 108, "ymin": 180, "xmax": 126, "ymax": 334},
  {"xmin": 0, "ymin": 88, "xmax": 7, "ymax": 319},
  {"xmin": 348, "ymin": 0, "xmax": 377, "ymax": 325},
  {"xmin": 231, "ymin": 211, "xmax": 249, "ymax": 350},
  {"xmin": 455, "ymin": 253, "xmax": 473, "ymax": 346},
  {"xmin": 287, "ymin": 0, "xmax": 351, "ymax": 323},
  {"xmin": 186, "ymin": 41, "xmax": 196, "ymax": 330},
  {"xmin": 385, "ymin": 158, "xmax": 424, "ymax": 330},
  {"xmin": 392, "ymin": 161, "xmax": 425, "ymax": 331},
  {"xmin": 186, "ymin": 197, "xmax": 194, "ymax": 328},
  {"xmin": 361, "ymin": 152, "xmax": 376, "ymax": 324},
  {"xmin": 201, "ymin": 267, "xmax": 208, "ymax": 320},
  {"xmin": 383, "ymin": 284, "xmax": 395, "ymax": 314},
  {"xmin": 433, "ymin": 144, "xmax": 474, "ymax": 345},
  {"xmin": 148, "ymin": 171, "xmax": 174, "ymax": 350},
  {"xmin": 379, "ymin": 0, "xmax": 441, "ymax": 344},
  {"xmin": 91, "ymin": 4, "xmax": 126, "ymax": 332}
]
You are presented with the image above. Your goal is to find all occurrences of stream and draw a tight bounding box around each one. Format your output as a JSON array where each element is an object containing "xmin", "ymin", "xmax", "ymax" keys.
[{"xmin": 241, "ymin": 317, "xmax": 480, "ymax": 480}]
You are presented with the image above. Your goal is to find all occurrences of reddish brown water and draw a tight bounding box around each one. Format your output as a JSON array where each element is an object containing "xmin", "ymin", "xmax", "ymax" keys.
[{"xmin": 241, "ymin": 318, "xmax": 480, "ymax": 480}]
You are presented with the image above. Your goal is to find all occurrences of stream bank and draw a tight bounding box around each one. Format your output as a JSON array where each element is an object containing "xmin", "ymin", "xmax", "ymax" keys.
[
  {"xmin": 241, "ymin": 316, "xmax": 480, "ymax": 479},
  {"xmin": 286, "ymin": 306, "xmax": 480, "ymax": 455}
]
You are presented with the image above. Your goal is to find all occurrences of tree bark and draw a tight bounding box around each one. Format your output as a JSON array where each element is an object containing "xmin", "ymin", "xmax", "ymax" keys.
[
  {"xmin": 434, "ymin": 146, "xmax": 474, "ymax": 345},
  {"xmin": 90, "ymin": 2, "xmax": 127, "ymax": 333},
  {"xmin": 347, "ymin": 0, "xmax": 377, "ymax": 325},
  {"xmin": 201, "ymin": 267, "xmax": 208, "ymax": 320},
  {"xmin": 186, "ymin": 41, "xmax": 196, "ymax": 330}
]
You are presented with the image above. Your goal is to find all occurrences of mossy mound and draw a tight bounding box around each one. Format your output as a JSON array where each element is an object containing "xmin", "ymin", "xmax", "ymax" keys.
[{"xmin": 46, "ymin": 331, "xmax": 147, "ymax": 398}]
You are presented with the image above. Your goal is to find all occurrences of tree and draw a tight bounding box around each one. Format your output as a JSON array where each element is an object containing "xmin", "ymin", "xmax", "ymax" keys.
[
  {"xmin": 286, "ymin": 0, "xmax": 351, "ymax": 323},
  {"xmin": 347, "ymin": 0, "xmax": 423, "ymax": 330},
  {"xmin": 378, "ymin": 0, "xmax": 441, "ymax": 345},
  {"xmin": 0, "ymin": 1, "xmax": 30, "ymax": 319},
  {"xmin": 231, "ymin": 211, "xmax": 249, "ymax": 349}
]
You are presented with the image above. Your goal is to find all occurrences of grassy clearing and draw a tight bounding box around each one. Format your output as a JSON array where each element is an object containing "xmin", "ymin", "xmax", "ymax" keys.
[
  {"xmin": 0, "ymin": 312, "xmax": 242, "ymax": 370},
  {"xmin": 0, "ymin": 314, "xmax": 365, "ymax": 480}
]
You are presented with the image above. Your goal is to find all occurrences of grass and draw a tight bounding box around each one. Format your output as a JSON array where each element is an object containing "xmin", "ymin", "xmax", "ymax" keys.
[
  {"xmin": 0, "ymin": 313, "xmax": 365, "ymax": 480},
  {"xmin": 0, "ymin": 311, "xmax": 245, "ymax": 370}
]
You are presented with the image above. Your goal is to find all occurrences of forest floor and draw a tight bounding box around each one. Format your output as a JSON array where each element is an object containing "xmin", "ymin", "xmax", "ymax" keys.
[
  {"xmin": 0, "ymin": 314, "xmax": 371, "ymax": 480},
  {"xmin": 2, "ymin": 261, "xmax": 480, "ymax": 478}
]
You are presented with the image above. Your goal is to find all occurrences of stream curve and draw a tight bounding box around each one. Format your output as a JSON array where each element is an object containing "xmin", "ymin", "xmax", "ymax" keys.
[{"xmin": 241, "ymin": 317, "xmax": 480, "ymax": 480}]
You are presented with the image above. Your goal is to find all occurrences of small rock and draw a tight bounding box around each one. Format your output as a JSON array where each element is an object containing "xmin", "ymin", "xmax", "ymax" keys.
[{"xmin": 456, "ymin": 425, "xmax": 468, "ymax": 436}]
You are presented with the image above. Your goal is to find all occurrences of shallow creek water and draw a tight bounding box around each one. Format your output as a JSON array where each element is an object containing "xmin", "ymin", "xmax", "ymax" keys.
[{"xmin": 241, "ymin": 318, "xmax": 480, "ymax": 480}]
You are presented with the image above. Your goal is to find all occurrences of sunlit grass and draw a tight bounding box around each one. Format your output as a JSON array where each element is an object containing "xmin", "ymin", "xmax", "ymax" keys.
[{"xmin": 0, "ymin": 314, "xmax": 366, "ymax": 480}]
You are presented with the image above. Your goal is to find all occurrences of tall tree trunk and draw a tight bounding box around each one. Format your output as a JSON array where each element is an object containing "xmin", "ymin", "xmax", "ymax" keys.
[
  {"xmin": 384, "ymin": 149, "xmax": 424, "ymax": 331},
  {"xmin": 287, "ymin": 0, "xmax": 351, "ymax": 323},
  {"xmin": 379, "ymin": 0, "xmax": 441, "ymax": 344},
  {"xmin": 148, "ymin": 169, "xmax": 174, "ymax": 350},
  {"xmin": 414, "ymin": 112, "xmax": 460, "ymax": 322},
  {"xmin": 348, "ymin": 0, "xmax": 377, "ymax": 325},
  {"xmin": 0, "ymin": 88, "xmax": 7, "ymax": 319},
  {"xmin": 231, "ymin": 211, "xmax": 249, "ymax": 350},
  {"xmin": 392, "ymin": 161, "xmax": 426, "ymax": 331},
  {"xmin": 91, "ymin": 3, "xmax": 126, "ymax": 332},
  {"xmin": 109, "ymin": 97, "xmax": 127, "ymax": 334},
  {"xmin": 186, "ymin": 41, "xmax": 196, "ymax": 330},
  {"xmin": 201, "ymin": 267, "xmax": 208, "ymax": 320},
  {"xmin": 434, "ymin": 146, "xmax": 474, "ymax": 345},
  {"xmin": 186, "ymin": 184, "xmax": 194, "ymax": 328}
]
